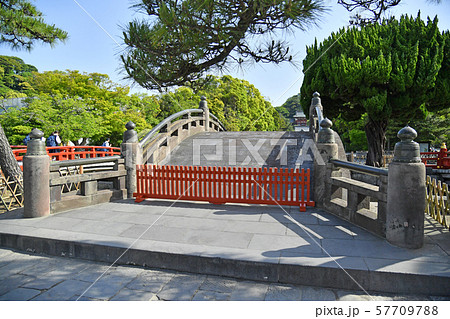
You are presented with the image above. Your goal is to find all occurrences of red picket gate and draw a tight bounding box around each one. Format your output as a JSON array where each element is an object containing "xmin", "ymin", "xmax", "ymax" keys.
[{"xmin": 134, "ymin": 165, "xmax": 315, "ymax": 211}]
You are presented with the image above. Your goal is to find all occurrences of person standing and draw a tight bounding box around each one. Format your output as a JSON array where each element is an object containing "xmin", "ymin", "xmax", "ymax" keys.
[
  {"xmin": 46, "ymin": 131, "xmax": 61, "ymax": 153},
  {"xmin": 101, "ymin": 138, "xmax": 110, "ymax": 153}
]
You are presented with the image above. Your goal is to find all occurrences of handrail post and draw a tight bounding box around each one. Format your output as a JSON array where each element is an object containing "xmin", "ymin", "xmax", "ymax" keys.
[
  {"xmin": 121, "ymin": 121, "xmax": 142, "ymax": 199},
  {"xmin": 23, "ymin": 128, "xmax": 50, "ymax": 217},
  {"xmin": 314, "ymin": 117, "xmax": 338, "ymax": 207},
  {"xmin": 386, "ymin": 126, "xmax": 425, "ymax": 249},
  {"xmin": 309, "ymin": 92, "xmax": 323, "ymax": 142},
  {"xmin": 199, "ymin": 96, "xmax": 209, "ymax": 132}
]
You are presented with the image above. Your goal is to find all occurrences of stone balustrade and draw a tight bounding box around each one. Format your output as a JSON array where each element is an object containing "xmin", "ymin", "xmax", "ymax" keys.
[
  {"xmin": 49, "ymin": 156, "xmax": 127, "ymax": 213},
  {"xmin": 313, "ymin": 111, "xmax": 426, "ymax": 248}
]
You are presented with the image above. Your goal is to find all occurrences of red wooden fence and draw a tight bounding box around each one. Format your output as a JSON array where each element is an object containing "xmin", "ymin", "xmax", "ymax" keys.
[
  {"xmin": 134, "ymin": 165, "xmax": 315, "ymax": 211},
  {"xmin": 12, "ymin": 145, "xmax": 121, "ymax": 162}
]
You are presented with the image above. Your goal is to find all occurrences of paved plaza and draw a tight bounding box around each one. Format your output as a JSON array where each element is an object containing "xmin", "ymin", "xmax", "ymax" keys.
[
  {"xmin": 0, "ymin": 247, "xmax": 447, "ymax": 301},
  {"xmin": 0, "ymin": 199, "xmax": 449, "ymax": 300}
]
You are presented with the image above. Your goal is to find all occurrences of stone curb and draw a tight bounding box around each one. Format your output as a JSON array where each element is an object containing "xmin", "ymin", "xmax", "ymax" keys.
[{"xmin": 1, "ymin": 231, "xmax": 449, "ymax": 296}]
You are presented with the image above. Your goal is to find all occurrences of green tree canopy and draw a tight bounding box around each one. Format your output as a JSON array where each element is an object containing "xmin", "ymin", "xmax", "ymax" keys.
[
  {"xmin": 0, "ymin": 55, "xmax": 36, "ymax": 97},
  {"xmin": 28, "ymin": 70, "xmax": 153, "ymax": 145},
  {"xmin": 121, "ymin": 0, "xmax": 324, "ymax": 91},
  {"xmin": 279, "ymin": 93, "xmax": 302, "ymax": 118},
  {"xmin": 1, "ymin": 70, "xmax": 157, "ymax": 145},
  {"xmin": 0, "ymin": 69, "xmax": 283, "ymax": 146},
  {"xmin": 0, "ymin": 0, "xmax": 67, "ymax": 50},
  {"xmin": 155, "ymin": 75, "xmax": 286, "ymax": 131},
  {"xmin": 300, "ymin": 13, "xmax": 450, "ymax": 166},
  {"xmin": 191, "ymin": 75, "xmax": 284, "ymax": 131}
]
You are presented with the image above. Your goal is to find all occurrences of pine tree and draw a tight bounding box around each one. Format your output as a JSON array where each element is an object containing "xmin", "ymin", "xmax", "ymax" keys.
[
  {"xmin": 121, "ymin": 0, "xmax": 324, "ymax": 91},
  {"xmin": 300, "ymin": 14, "xmax": 449, "ymax": 166},
  {"xmin": 0, "ymin": 0, "xmax": 67, "ymax": 183},
  {"xmin": 0, "ymin": 0, "xmax": 67, "ymax": 50}
]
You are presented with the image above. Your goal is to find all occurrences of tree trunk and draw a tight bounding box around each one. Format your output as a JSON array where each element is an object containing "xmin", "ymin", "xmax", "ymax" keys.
[
  {"xmin": 364, "ymin": 117, "xmax": 387, "ymax": 167},
  {"xmin": 0, "ymin": 123, "xmax": 23, "ymax": 184}
]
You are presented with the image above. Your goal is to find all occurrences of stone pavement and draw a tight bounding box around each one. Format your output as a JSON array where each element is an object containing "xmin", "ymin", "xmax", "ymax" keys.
[
  {"xmin": 0, "ymin": 199, "xmax": 449, "ymax": 297},
  {"xmin": 1, "ymin": 247, "xmax": 447, "ymax": 301}
]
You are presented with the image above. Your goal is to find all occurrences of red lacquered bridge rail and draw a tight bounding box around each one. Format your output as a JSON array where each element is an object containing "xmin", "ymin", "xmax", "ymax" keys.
[
  {"xmin": 11, "ymin": 145, "xmax": 121, "ymax": 163},
  {"xmin": 421, "ymin": 148, "xmax": 450, "ymax": 169},
  {"xmin": 134, "ymin": 165, "xmax": 315, "ymax": 211}
]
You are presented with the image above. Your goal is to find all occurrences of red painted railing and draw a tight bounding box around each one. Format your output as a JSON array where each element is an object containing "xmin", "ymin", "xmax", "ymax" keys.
[
  {"xmin": 134, "ymin": 165, "xmax": 315, "ymax": 211},
  {"xmin": 11, "ymin": 145, "xmax": 121, "ymax": 163},
  {"xmin": 421, "ymin": 147, "xmax": 450, "ymax": 169}
]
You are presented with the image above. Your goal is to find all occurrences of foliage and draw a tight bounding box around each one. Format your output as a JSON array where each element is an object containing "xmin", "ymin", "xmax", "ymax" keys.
[
  {"xmin": 0, "ymin": 0, "xmax": 67, "ymax": 50},
  {"xmin": 385, "ymin": 107, "xmax": 450, "ymax": 149},
  {"xmin": 300, "ymin": 14, "xmax": 450, "ymax": 165},
  {"xmin": 121, "ymin": 0, "xmax": 324, "ymax": 90},
  {"xmin": 193, "ymin": 75, "xmax": 284, "ymax": 131},
  {"xmin": 0, "ymin": 0, "xmax": 67, "ymax": 182},
  {"xmin": 0, "ymin": 55, "xmax": 36, "ymax": 97},
  {"xmin": 0, "ymin": 70, "xmax": 156, "ymax": 145},
  {"xmin": 275, "ymin": 105, "xmax": 289, "ymax": 118},
  {"xmin": 273, "ymin": 94, "xmax": 302, "ymax": 131},
  {"xmin": 167, "ymin": 75, "xmax": 286, "ymax": 131},
  {"xmin": 279, "ymin": 93, "xmax": 302, "ymax": 119},
  {"xmin": 333, "ymin": 113, "xmax": 368, "ymax": 151},
  {"xmin": 334, "ymin": 108, "xmax": 450, "ymax": 152},
  {"xmin": 0, "ymin": 68, "xmax": 283, "ymax": 146}
]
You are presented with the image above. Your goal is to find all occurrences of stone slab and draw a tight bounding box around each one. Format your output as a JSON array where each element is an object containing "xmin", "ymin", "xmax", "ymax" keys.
[
  {"xmin": 265, "ymin": 284, "xmax": 302, "ymax": 301},
  {"xmin": 192, "ymin": 290, "xmax": 230, "ymax": 301},
  {"xmin": 1, "ymin": 201, "xmax": 449, "ymax": 296},
  {"xmin": 157, "ymin": 274, "xmax": 206, "ymax": 301},
  {"xmin": 110, "ymin": 288, "xmax": 156, "ymax": 301},
  {"xmin": 32, "ymin": 279, "xmax": 92, "ymax": 301},
  {"xmin": 0, "ymin": 287, "xmax": 41, "ymax": 301},
  {"xmin": 229, "ymin": 281, "xmax": 269, "ymax": 301}
]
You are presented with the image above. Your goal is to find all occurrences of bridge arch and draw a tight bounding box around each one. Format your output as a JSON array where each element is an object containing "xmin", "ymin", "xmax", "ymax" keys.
[{"xmin": 139, "ymin": 97, "xmax": 226, "ymax": 165}]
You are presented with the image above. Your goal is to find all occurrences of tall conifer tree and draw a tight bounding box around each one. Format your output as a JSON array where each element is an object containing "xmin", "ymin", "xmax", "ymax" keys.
[{"xmin": 300, "ymin": 14, "xmax": 449, "ymax": 166}]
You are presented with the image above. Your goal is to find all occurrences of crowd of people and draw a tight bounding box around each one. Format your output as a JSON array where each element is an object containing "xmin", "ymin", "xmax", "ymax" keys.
[{"xmin": 22, "ymin": 129, "xmax": 111, "ymax": 153}]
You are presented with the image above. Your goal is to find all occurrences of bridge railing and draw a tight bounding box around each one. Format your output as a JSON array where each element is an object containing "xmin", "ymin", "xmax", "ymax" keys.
[
  {"xmin": 139, "ymin": 96, "xmax": 226, "ymax": 165},
  {"xmin": 420, "ymin": 148, "xmax": 450, "ymax": 169},
  {"xmin": 310, "ymin": 92, "xmax": 427, "ymax": 248},
  {"xmin": 12, "ymin": 145, "xmax": 121, "ymax": 164},
  {"xmin": 323, "ymin": 159, "xmax": 388, "ymax": 236},
  {"xmin": 49, "ymin": 155, "xmax": 126, "ymax": 213},
  {"xmin": 347, "ymin": 150, "xmax": 450, "ymax": 169}
]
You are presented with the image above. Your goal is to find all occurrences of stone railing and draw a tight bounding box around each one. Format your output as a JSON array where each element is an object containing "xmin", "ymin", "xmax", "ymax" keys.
[
  {"xmin": 22, "ymin": 128, "xmax": 128, "ymax": 216},
  {"xmin": 308, "ymin": 92, "xmax": 347, "ymax": 162},
  {"xmin": 139, "ymin": 96, "xmax": 226, "ymax": 165},
  {"xmin": 323, "ymin": 158, "xmax": 388, "ymax": 236},
  {"xmin": 309, "ymin": 92, "xmax": 323, "ymax": 142},
  {"xmin": 313, "ymin": 114, "xmax": 426, "ymax": 248},
  {"xmin": 49, "ymin": 156, "xmax": 126, "ymax": 213}
]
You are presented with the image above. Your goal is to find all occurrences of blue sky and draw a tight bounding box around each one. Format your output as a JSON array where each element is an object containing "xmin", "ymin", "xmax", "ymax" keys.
[{"xmin": 1, "ymin": 0, "xmax": 449, "ymax": 106}]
